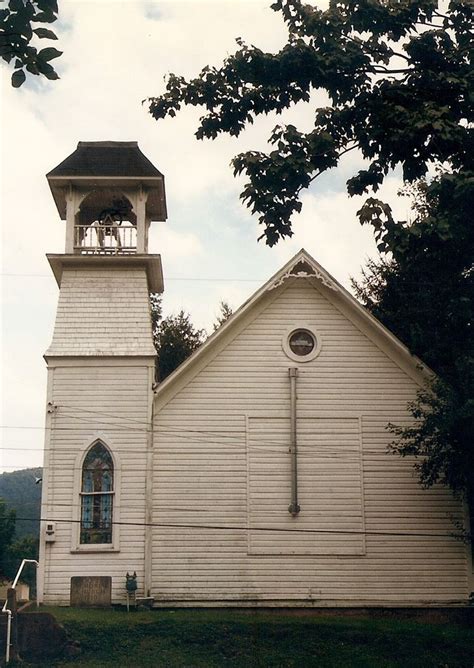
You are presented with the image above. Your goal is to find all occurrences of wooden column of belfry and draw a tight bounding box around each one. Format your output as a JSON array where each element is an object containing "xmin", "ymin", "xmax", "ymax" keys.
[{"xmin": 38, "ymin": 142, "xmax": 167, "ymax": 606}]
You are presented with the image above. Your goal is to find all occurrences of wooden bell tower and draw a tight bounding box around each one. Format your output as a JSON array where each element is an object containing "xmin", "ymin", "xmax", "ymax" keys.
[{"xmin": 38, "ymin": 142, "xmax": 167, "ymax": 605}]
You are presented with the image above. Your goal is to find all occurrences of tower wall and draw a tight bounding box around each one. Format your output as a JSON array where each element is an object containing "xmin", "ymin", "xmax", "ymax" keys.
[
  {"xmin": 39, "ymin": 263, "xmax": 156, "ymax": 604},
  {"xmin": 46, "ymin": 265, "xmax": 156, "ymax": 357}
]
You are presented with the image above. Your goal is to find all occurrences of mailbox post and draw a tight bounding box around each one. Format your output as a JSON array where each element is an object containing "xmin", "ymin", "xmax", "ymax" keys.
[{"xmin": 125, "ymin": 572, "xmax": 138, "ymax": 612}]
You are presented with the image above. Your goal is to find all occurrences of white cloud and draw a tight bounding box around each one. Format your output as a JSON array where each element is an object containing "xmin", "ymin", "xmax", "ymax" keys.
[
  {"xmin": 151, "ymin": 224, "xmax": 203, "ymax": 259},
  {"xmin": 1, "ymin": 0, "xmax": 398, "ymax": 472}
]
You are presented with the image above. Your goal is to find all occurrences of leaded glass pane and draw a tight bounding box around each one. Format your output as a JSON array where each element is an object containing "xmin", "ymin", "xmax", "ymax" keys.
[
  {"xmin": 80, "ymin": 442, "xmax": 114, "ymax": 544},
  {"xmin": 82, "ymin": 443, "xmax": 113, "ymax": 492}
]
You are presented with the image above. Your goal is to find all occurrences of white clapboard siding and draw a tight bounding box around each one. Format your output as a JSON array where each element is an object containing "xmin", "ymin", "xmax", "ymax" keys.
[
  {"xmin": 40, "ymin": 361, "xmax": 152, "ymax": 605},
  {"xmin": 151, "ymin": 278, "xmax": 468, "ymax": 605},
  {"xmin": 248, "ymin": 417, "xmax": 364, "ymax": 555}
]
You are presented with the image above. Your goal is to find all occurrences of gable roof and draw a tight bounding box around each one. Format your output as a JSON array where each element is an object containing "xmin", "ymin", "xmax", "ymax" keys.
[{"xmin": 154, "ymin": 249, "xmax": 432, "ymax": 409}]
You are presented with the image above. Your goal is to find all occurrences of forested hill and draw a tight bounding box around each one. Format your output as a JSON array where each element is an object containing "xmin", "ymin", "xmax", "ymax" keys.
[{"xmin": 0, "ymin": 467, "xmax": 43, "ymax": 538}]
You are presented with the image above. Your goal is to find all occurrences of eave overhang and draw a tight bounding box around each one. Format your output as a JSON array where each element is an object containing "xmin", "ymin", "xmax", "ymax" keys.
[{"xmin": 47, "ymin": 253, "xmax": 164, "ymax": 293}]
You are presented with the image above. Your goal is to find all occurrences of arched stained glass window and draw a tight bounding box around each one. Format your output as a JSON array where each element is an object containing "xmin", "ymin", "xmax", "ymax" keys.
[{"xmin": 80, "ymin": 442, "xmax": 114, "ymax": 544}]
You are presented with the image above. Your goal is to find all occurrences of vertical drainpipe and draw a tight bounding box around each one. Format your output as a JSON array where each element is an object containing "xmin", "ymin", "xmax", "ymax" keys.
[
  {"xmin": 144, "ymin": 365, "xmax": 155, "ymax": 597},
  {"xmin": 288, "ymin": 367, "xmax": 300, "ymax": 516}
]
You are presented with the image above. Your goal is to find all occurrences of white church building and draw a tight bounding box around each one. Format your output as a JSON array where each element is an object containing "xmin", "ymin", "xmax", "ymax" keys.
[{"xmin": 38, "ymin": 142, "xmax": 472, "ymax": 607}]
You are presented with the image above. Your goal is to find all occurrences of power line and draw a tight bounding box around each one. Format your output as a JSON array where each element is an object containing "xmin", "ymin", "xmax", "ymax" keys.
[
  {"xmin": 0, "ymin": 420, "xmax": 399, "ymax": 468},
  {"xmin": 0, "ymin": 514, "xmax": 466, "ymax": 541},
  {"xmin": 1, "ymin": 273, "xmax": 263, "ymax": 282},
  {"xmin": 1, "ymin": 272, "xmax": 469, "ymax": 286},
  {"xmin": 1, "ymin": 402, "xmax": 397, "ymax": 443},
  {"xmin": 8, "ymin": 499, "xmax": 465, "ymax": 522},
  {"xmin": 0, "ymin": 408, "xmax": 374, "ymax": 462}
]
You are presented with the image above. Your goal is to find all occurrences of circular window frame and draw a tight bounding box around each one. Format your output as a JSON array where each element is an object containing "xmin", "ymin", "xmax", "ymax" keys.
[{"xmin": 282, "ymin": 325, "xmax": 322, "ymax": 363}]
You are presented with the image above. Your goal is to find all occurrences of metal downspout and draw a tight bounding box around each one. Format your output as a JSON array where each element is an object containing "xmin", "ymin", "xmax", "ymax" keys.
[{"xmin": 288, "ymin": 367, "xmax": 300, "ymax": 516}]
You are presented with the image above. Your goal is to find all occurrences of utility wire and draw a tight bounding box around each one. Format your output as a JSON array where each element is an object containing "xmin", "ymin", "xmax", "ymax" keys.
[
  {"xmin": 0, "ymin": 407, "xmax": 378, "ymax": 462},
  {"xmin": 0, "ymin": 412, "xmax": 407, "ymax": 467},
  {"xmin": 1, "ymin": 273, "xmax": 263, "ymax": 282},
  {"xmin": 8, "ymin": 499, "xmax": 463, "ymax": 519},
  {"xmin": 0, "ymin": 514, "xmax": 466, "ymax": 540},
  {"xmin": 1, "ymin": 272, "xmax": 467, "ymax": 286}
]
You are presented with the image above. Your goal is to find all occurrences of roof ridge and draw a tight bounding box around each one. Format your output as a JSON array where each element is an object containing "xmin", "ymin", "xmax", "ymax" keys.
[{"xmin": 77, "ymin": 141, "xmax": 138, "ymax": 148}]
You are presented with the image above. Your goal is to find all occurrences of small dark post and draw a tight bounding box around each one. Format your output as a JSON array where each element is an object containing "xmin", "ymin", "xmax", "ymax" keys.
[{"xmin": 6, "ymin": 587, "xmax": 18, "ymax": 662}]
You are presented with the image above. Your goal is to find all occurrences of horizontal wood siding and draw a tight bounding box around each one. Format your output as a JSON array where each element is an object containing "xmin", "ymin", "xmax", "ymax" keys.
[
  {"xmin": 248, "ymin": 417, "xmax": 364, "ymax": 555},
  {"xmin": 41, "ymin": 362, "xmax": 151, "ymax": 605},
  {"xmin": 151, "ymin": 279, "xmax": 468, "ymax": 605}
]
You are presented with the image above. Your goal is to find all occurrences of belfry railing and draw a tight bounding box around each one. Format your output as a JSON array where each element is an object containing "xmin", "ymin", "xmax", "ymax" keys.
[{"xmin": 74, "ymin": 223, "xmax": 137, "ymax": 255}]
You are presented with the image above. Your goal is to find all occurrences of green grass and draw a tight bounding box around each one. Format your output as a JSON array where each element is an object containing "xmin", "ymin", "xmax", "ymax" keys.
[{"xmin": 32, "ymin": 607, "xmax": 474, "ymax": 667}]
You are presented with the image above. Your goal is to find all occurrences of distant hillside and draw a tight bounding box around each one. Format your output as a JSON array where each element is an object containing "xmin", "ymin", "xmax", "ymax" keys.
[{"xmin": 0, "ymin": 468, "xmax": 43, "ymax": 539}]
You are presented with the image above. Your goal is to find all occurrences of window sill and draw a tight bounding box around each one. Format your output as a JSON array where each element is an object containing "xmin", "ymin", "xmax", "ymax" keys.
[{"xmin": 70, "ymin": 547, "xmax": 120, "ymax": 554}]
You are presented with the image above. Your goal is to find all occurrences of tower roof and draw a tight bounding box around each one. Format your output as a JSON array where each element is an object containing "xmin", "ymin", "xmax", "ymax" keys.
[
  {"xmin": 47, "ymin": 141, "xmax": 163, "ymax": 178},
  {"xmin": 46, "ymin": 141, "xmax": 167, "ymax": 222}
]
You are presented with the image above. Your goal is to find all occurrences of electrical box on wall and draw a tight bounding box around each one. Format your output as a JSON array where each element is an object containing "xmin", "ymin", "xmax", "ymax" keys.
[{"xmin": 45, "ymin": 522, "xmax": 56, "ymax": 542}]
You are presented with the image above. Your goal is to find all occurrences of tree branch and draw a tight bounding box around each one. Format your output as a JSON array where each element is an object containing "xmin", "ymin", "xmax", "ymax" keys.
[
  {"xmin": 372, "ymin": 67, "xmax": 414, "ymax": 75},
  {"xmin": 295, "ymin": 142, "xmax": 359, "ymax": 196}
]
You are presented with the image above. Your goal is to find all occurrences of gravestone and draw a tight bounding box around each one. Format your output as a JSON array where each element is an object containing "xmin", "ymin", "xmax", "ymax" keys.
[{"xmin": 70, "ymin": 576, "xmax": 111, "ymax": 607}]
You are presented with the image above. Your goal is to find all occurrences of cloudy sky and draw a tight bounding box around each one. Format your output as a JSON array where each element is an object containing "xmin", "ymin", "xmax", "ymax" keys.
[{"xmin": 1, "ymin": 0, "xmax": 410, "ymax": 473}]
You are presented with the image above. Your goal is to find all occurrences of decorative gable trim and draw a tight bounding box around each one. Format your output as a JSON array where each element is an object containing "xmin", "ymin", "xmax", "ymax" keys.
[
  {"xmin": 268, "ymin": 259, "xmax": 338, "ymax": 292},
  {"xmin": 154, "ymin": 249, "xmax": 432, "ymax": 410}
]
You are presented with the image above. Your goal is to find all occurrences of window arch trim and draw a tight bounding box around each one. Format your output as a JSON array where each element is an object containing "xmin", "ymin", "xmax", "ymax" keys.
[
  {"xmin": 80, "ymin": 441, "xmax": 114, "ymax": 545},
  {"xmin": 71, "ymin": 436, "xmax": 121, "ymax": 553}
]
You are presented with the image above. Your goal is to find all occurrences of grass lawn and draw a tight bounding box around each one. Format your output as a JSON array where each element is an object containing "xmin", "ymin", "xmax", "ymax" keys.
[{"xmin": 31, "ymin": 607, "xmax": 474, "ymax": 668}]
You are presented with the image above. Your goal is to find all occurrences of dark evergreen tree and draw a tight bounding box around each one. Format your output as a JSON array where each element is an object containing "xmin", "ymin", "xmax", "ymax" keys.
[
  {"xmin": 213, "ymin": 301, "xmax": 233, "ymax": 331},
  {"xmin": 353, "ymin": 173, "xmax": 473, "ymax": 525},
  {"xmin": 150, "ymin": 294, "xmax": 206, "ymax": 381}
]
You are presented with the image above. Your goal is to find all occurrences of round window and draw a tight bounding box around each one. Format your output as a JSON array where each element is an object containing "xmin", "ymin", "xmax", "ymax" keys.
[
  {"xmin": 282, "ymin": 325, "xmax": 321, "ymax": 362},
  {"xmin": 288, "ymin": 329, "xmax": 315, "ymax": 356}
]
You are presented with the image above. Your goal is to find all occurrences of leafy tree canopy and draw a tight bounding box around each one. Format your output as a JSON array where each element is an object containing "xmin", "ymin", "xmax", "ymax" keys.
[
  {"xmin": 0, "ymin": 498, "xmax": 16, "ymax": 577},
  {"xmin": 0, "ymin": 468, "xmax": 41, "ymax": 586},
  {"xmin": 1, "ymin": 0, "xmax": 61, "ymax": 88},
  {"xmin": 353, "ymin": 172, "xmax": 473, "ymax": 509},
  {"xmin": 148, "ymin": 0, "xmax": 472, "ymax": 245},
  {"xmin": 3, "ymin": 534, "xmax": 39, "ymax": 589}
]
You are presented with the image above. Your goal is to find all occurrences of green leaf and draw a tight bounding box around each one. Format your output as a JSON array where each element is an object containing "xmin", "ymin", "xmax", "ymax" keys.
[
  {"xmin": 11, "ymin": 69, "xmax": 26, "ymax": 88},
  {"xmin": 33, "ymin": 27, "xmax": 58, "ymax": 40},
  {"xmin": 9, "ymin": 0, "xmax": 25, "ymax": 11},
  {"xmin": 38, "ymin": 46, "xmax": 62, "ymax": 61},
  {"xmin": 26, "ymin": 62, "xmax": 40, "ymax": 74},
  {"xmin": 43, "ymin": 68, "xmax": 59, "ymax": 80},
  {"xmin": 36, "ymin": 59, "xmax": 59, "ymax": 78},
  {"xmin": 37, "ymin": 0, "xmax": 59, "ymax": 12},
  {"xmin": 33, "ymin": 11, "xmax": 56, "ymax": 23}
]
